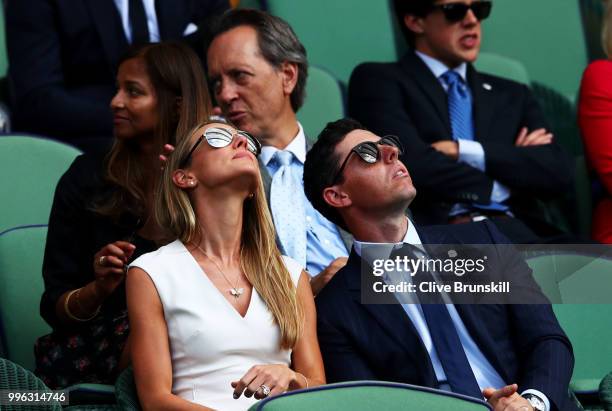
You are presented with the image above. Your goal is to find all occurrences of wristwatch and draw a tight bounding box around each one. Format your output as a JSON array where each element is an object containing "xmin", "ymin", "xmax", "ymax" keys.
[{"xmin": 523, "ymin": 393, "xmax": 546, "ymax": 411}]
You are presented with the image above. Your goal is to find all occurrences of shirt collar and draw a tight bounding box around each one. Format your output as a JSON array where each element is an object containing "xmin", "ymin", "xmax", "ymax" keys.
[
  {"xmin": 353, "ymin": 219, "xmax": 422, "ymax": 266},
  {"xmin": 415, "ymin": 50, "xmax": 467, "ymax": 83},
  {"xmin": 259, "ymin": 122, "xmax": 307, "ymax": 166}
]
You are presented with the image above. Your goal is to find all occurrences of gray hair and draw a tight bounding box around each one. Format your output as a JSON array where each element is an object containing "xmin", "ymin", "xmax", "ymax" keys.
[{"xmin": 209, "ymin": 9, "xmax": 309, "ymax": 112}]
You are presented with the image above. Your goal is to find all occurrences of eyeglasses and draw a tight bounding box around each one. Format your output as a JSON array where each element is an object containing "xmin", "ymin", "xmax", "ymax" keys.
[
  {"xmin": 332, "ymin": 135, "xmax": 404, "ymax": 184},
  {"xmin": 430, "ymin": 1, "xmax": 492, "ymax": 23},
  {"xmin": 179, "ymin": 127, "xmax": 262, "ymax": 168}
]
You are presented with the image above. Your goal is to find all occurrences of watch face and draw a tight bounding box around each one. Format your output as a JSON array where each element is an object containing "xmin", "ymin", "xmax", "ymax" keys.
[{"xmin": 526, "ymin": 395, "xmax": 545, "ymax": 411}]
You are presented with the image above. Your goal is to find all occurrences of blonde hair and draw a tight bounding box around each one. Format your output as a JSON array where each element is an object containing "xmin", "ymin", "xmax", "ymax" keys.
[
  {"xmin": 156, "ymin": 121, "xmax": 304, "ymax": 349},
  {"xmin": 97, "ymin": 42, "xmax": 211, "ymax": 219},
  {"xmin": 603, "ymin": 0, "xmax": 612, "ymax": 58}
]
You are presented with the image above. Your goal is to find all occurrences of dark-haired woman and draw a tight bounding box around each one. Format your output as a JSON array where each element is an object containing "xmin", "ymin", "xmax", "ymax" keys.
[{"xmin": 35, "ymin": 42, "xmax": 211, "ymax": 388}]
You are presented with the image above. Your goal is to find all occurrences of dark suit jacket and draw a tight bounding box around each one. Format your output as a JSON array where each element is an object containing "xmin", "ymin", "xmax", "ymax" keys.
[
  {"xmin": 6, "ymin": 0, "xmax": 228, "ymax": 146},
  {"xmin": 348, "ymin": 51, "xmax": 574, "ymax": 234},
  {"xmin": 316, "ymin": 220, "xmax": 577, "ymax": 411}
]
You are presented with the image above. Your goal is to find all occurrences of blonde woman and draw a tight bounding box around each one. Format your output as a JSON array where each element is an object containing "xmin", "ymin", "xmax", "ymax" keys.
[
  {"xmin": 578, "ymin": 0, "xmax": 612, "ymax": 243},
  {"xmin": 127, "ymin": 121, "xmax": 325, "ymax": 410}
]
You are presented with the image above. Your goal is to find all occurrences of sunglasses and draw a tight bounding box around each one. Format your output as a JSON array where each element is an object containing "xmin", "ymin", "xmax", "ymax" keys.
[
  {"xmin": 180, "ymin": 127, "xmax": 262, "ymax": 168},
  {"xmin": 430, "ymin": 1, "xmax": 492, "ymax": 23},
  {"xmin": 332, "ymin": 135, "xmax": 404, "ymax": 184}
]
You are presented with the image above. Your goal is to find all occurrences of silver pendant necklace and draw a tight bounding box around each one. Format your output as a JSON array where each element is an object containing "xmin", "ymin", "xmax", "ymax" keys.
[{"xmin": 195, "ymin": 244, "xmax": 244, "ymax": 299}]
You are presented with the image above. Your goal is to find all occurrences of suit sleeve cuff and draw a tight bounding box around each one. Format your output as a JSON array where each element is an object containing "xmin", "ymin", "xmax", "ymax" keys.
[
  {"xmin": 457, "ymin": 139, "xmax": 485, "ymax": 171},
  {"xmin": 521, "ymin": 389, "xmax": 551, "ymax": 411}
]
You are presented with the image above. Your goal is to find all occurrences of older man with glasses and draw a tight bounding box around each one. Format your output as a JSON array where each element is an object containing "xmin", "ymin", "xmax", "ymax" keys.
[{"xmin": 348, "ymin": 0, "xmax": 574, "ymax": 244}]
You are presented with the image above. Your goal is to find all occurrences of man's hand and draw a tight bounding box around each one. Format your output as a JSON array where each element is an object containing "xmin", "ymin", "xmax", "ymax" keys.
[
  {"xmin": 515, "ymin": 127, "xmax": 553, "ymax": 147},
  {"xmin": 483, "ymin": 384, "xmax": 534, "ymax": 411},
  {"xmin": 310, "ymin": 257, "xmax": 348, "ymax": 296},
  {"xmin": 431, "ymin": 140, "xmax": 459, "ymax": 160}
]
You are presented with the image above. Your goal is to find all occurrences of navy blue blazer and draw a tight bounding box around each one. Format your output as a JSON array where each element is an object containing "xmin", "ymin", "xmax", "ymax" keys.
[
  {"xmin": 6, "ymin": 0, "xmax": 228, "ymax": 144},
  {"xmin": 348, "ymin": 51, "xmax": 573, "ymax": 236},
  {"xmin": 316, "ymin": 220, "xmax": 577, "ymax": 411}
]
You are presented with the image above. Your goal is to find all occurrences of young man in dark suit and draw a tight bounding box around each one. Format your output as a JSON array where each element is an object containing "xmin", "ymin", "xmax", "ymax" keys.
[
  {"xmin": 348, "ymin": 0, "xmax": 573, "ymax": 243},
  {"xmin": 303, "ymin": 118, "xmax": 577, "ymax": 411}
]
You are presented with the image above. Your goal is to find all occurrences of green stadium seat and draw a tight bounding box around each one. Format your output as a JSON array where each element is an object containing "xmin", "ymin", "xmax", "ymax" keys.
[
  {"xmin": 0, "ymin": 225, "xmax": 51, "ymax": 371},
  {"xmin": 0, "ymin": 135, "xmax": 81, "ymax": 234},
  {"xmin": 480, "ymin": 0, "xmax": 588, "ymax": 99},
  {"xmin": 526, "ymin": 254, "xmax": 612, "ymax": 394},
  {"xmin": 248, "ymin": 381, "xmax": 492, "ymax": 410},
  {"xmin": 297, "ymin": 66, "xmax": 345, "ymax": 141},
  {"xmin": 266, "ymin": 0, "xmax": 402, "ymax": 86},
  {"xmin": 0, "ymin": 357, "xmax": 62, "ymax": 411},
  {"xmin": 600, "ymin": 372, "xmax": 612, "ymax": 411},
  {"xmin": 474, "ymin": 52, "xmax": 530, "ymax": 85},
  {"xmin": 0, "ymin": 225, "xmax": 117, "ymax": 406}
]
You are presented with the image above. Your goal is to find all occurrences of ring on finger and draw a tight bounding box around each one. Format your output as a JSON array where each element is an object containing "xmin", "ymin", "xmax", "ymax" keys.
[
  {"xmin": 98, "ymin": 256, "xmax": 107, "ymax": 266},
  {"xmin": 259, "ymin": 384, "xmax": 271, "ymax": 397}
]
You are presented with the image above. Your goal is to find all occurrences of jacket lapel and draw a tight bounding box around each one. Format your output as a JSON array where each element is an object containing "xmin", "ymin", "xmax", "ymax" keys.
[
  {"xmin": 468, "ymin": 65, "xmax": 496, "ymax": 143},
  {"xmin": 400, "ymin": 52, "xmax": 452, "ymax": 136},
  {"xmin": 345, "ymin": 248, "xmax": 437, "ymax": 385},
  {"xmin": 155, "ymin": 0, "xmax": 185, "ymax": 39},
  {"xmin": 417, "ymin": 225, "xmax": 510, "ymax": 382},
  {"xmin": 85, "ymin": 0, "xmax": 127, "ymax": 74}
]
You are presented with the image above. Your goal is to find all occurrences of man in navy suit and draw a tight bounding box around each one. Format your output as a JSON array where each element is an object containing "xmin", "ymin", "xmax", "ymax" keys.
[
  {"xmin": 303, "ymin": 118, "xmax": 577, "ymax": 411},
  {"xmin": 6, "ymin": 0, "xmax": 228, "ymax": 152},
  {"xmin": 348, "ymin": 0, "xmax": 573, "ymax": 243}
]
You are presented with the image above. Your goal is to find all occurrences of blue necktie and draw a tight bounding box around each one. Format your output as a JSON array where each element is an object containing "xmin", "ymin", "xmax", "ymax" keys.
[
  {"xmin": 394, "ymin": 244, "xmax": 482, "ymax": 399},
  {"xmin": 270, "ymin": 150, "xmax": 307, "ymax": 267},
  {"xmin": 442, "ymin": 70, "xmax": 508, "ymax": 213},
  {"xmin": 441, "ymin": 70, "xmax": 474, "ymax": 141}
]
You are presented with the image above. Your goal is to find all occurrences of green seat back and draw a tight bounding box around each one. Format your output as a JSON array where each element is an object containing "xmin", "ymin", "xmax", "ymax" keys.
[
  {"xmin": 0, "ymin": 357, "xmax": 62, "ymax": 410},
  {"xmin": 579, "ymin": 0, "xmax": 607, "ymax": 61},
  {"xmin": 0, "ymin": 225, "xmax": 51, "ymax": 370},
  {"xmin": 526, "ymin": 254, "xmax": 612, "ymax": 392},
  {"xmin": 480, "ymin": 0, "xmax": 588, "ymax": 99},
  {"xmin": 297, "ymin": 66, "xmax": 345, "ymax": 141},
  {"xmin": 115, "ymin": 367, "xmax": 141, "ymax": 411},
  {"xmin": 249, "ymin": 381, "xmax": 491, "ymax": 411},
  {"xmin": 474, "ymin": 52, "xmax": 530, "ymax": 85},
  {"xmin": 600, "ymin": 372, "xmax": 612, "ymax": 411},
  {"xmin": 0, "ymin": 136, "xmax": 81, "ymax": 234},
  {"xmin": 266, "ymin": 0, "xmax": 401, "ymax": 86}
]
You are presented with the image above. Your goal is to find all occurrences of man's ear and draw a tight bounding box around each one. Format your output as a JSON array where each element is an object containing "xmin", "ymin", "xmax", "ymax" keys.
[
  {"xmin": 404, "ymin": 14, "xmax": 425, "ymax": 34},
  {"xmin": 172, "ymin": 169, "xmax": 197, "ymax": 189},
  {"xmin": 280, "ymin": 61, "xmax": 299, "ymax": 96},
  {"xmin": 323, "ymin": 186, "xmax": 352, "ymax": 209}
]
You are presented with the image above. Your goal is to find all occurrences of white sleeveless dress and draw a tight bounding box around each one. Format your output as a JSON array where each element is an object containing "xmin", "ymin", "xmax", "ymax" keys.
[{"xmin": 130, "ymin": 240, "xmax": 303, "ymax": 411}]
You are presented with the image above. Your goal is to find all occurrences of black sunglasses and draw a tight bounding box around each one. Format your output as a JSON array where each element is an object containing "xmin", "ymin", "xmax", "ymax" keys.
[
  {"xmin": 430, "ymin": 1, "xmax": 492, "ymax": 23},
  {"xmin": 180, "ymin": 127, "xmax": 262, "ymax": 168},
  {"xmin": 332, "ymin": 135, "xmax": 404, "ymax": 184}
]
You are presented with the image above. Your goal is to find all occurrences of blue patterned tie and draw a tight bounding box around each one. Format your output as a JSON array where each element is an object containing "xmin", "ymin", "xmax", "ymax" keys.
[
  {"xmin": 393, "ymin": 244, "xmax": 482, "ymax": 399},
  {"xmin": 270, "ymin": 150, "xmax": 307, "ymax": 267},
  {"xmin": 442, "ymin": 70, "xmax": 508, "ymax": 213},
  {"xmin": 441, "ymin": 70, "xmax": 474, "ymax": 141}
]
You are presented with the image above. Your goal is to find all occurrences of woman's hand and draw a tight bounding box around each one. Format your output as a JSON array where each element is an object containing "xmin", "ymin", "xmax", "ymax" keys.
[
  {"xmin": 93, "ymin": 241, "xmax": 136, "ymax": 296},
  {"xmin": 231, "ymin": 364, "xmax": 297, "ymax": 400}
]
